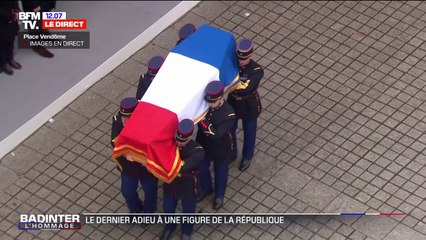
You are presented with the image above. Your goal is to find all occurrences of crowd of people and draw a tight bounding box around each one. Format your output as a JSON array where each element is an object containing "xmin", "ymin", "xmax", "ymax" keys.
[
  {"xmin": 0, "ymin": 0, "xmax": 55, "ymax": 76},
  {"xmin": 110, "ymin": 24, "xmax": 265, "ymax": 240}
]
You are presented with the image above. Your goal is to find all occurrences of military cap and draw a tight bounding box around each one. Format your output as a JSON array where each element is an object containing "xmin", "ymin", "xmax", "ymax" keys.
[
  {"xmin": 147, "ymin": 56, "xmax": 165, "ymax": 74},
  {"xmin": 204, "ymin": 80, "xmax": 224, "ymax": 103},
  {"xmin": 178, "ymin": 23, "xmax": 196, "ymax": 41},
  {"xmin": 176, "ymin": 119, "xmax": 194, "ymax": 142},
  {"xmin": 120, "ymin": 97, "xmax": 138, "ymax": 116},
  {"xmin": 236, "ymin": 38, "xmax": 254, "ymax": 59}
]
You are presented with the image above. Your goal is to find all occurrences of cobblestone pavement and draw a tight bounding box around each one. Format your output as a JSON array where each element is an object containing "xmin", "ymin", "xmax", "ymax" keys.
[{"xmin": 1, "ymin": 1, "xmax": 426, "ymax": 239}]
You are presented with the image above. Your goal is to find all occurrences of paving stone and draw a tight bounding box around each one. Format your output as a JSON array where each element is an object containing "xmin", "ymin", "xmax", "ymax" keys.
[
  {"xmin": 352, "ymin": 216, "xmax": 399, "ymax": 240},
  {"xmin": 414, "ymin": 222, "xmax": 426, "ymax": 236},
  {"xmin": 1, "ymin": 145, "xmax": 44, "ymax": 175},
  {"xmin": 337, "ymin": 224, "xmax": 354, "ymax": 237},
  {"xmin": 93, "ymin": 74, "xmax": 132, "ymax": 102},
  {"xmin": 324, "ymin": 194, "xmax": 368, "ymax": 214},
  {"xmin": 69, "ymin": 91, "xmax": 110, "ymax": 119},
  {"xmin": 295, "ymin": 180, "xmax": 339, "ymax": 210},
  {"xmin": 150, "ymin": 27, "xmax": 181, "ymax": 51},
  {"xmin": 269, "ymin": 165, "xmax": 311, "ymax": 195},
  {"xmin": 192, "ymin": 1, "xmax": 229, "ymax": 22},
  {"xmin": 111, "ymin": 58, "xmax": 144, "ymax": 85},
  {"xmin": 48, "ymin": 108, "xmax": 88, "ymax": 136},
  {"xmin": 132, "ymin": 42, "xmax": 170, "ymax": 67},
  {"xmin": 0, "ymin": 166, "xmax": 18, "ymax": 191},
  {"xmin": 246, "ymin": 152, "xmax": 284, "ymax": 181}
]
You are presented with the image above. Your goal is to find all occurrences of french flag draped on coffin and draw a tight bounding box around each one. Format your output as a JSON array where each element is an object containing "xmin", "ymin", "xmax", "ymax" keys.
[{"xmin": 112, "ymin": 24, "xmax": 240, "ymax": 183}]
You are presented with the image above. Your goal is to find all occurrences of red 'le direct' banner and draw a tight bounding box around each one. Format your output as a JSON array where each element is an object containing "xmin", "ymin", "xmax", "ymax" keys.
[{"xmin": 42, "ymin": 19, "xmax": 87, "ymax": 30}]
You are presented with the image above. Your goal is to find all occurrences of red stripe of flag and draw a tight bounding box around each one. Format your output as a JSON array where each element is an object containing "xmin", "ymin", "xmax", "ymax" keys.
[
  {"xmin": 113, "ymin": 102, "xmax": 181, "ymax": 183},
  {"xmin": 379, "ymin": 213, "xmax": 406, "ymax": 216}
]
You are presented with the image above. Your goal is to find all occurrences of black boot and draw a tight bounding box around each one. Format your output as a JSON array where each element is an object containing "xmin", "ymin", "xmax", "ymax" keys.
[
  {"xmin": 9, "ymin": 59, "xmax": 22, "ymax": 70},
  {"xmin": 213, "ymin": 198, "xmax": 223, "ymax": 210},
  {"xmin": 239, "ymin": 158, "xmax": 252, "ymax": 171},
  {"xmin": 0, "ymin": 63, "xmax": 13, "ymax": 75}
]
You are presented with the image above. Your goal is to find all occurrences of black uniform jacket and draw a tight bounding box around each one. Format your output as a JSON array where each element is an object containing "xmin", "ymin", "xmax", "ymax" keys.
[
  {"xmin": 164, "ymin": 140, "xmax": 204, "ymax": 200},
  {"xmin": 0, "ymin": 1, "xmax": 19, "ymax": 43},
  {"xmin": 136, "ymin": 72, "xmax": 154, "ymax": 100},
  {"xmin": 111, "ymin": 113, "xmax": 151, "ymax": 180},
  {"xmin": 196, "ymin": 102, "xmax": 236, "ymax": 162},
  {"xmin": 227, "ymin": 59, "xmax": 264, "ymax": 119}
]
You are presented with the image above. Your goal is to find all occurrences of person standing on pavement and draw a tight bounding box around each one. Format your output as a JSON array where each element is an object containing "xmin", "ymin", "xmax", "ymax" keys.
[
  {"xmin": 160, "ymin": 119, "xmax": 205, "ymax": 240},
  {"xmin": 21, "ymin": 0, "xmax": 56, "ymax": 58},
  {"xmin": 0, "ymin": 0, "xmax": 21, "ymax": 75},
  {"xmin": 227, "ymin": 38, "xmax": 264, "ymax": 172},
  {"xmin": 111, "ymin": 97, "xmax": 158, "ymax": 213},
  {"xmin": 136, "ymin": 55, "xmax": 165, "ymax": 100},
  {"xmin": 196, "ymin": 81, "xmax": 236, "ymax": 210}
]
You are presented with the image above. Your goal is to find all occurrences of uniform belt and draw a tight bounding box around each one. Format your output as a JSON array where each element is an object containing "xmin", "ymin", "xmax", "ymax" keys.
[{"xmin": 233, "ymin": 91, "xmax": 256, "ymax": 101}]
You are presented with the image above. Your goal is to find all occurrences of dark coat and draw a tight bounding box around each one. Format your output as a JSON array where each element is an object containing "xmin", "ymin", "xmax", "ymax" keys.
[
  {"xmin": 227, "ymin": 60, "xmax": 264, "ymax": 119},
  {"xmin": 0, "ymin": 1, "xmax": 19, "ymax": 44},
  {"xmin": 22, "ymin": 0, "xmax": 56, "ymax": 12},
  {"xmin": 196, "ymin": 102, "xmax": 236, "ymax": 162},
  {"xmin": 136, "ymin": 72, "xmax": 154, "ymax": 100},
  {"xmin": 163, "ymin": 140, "xmax": 204, "ymax": 200},
  {"xmin": 111, "ymin": 113, "xmax": 152, "ymax": 180}
]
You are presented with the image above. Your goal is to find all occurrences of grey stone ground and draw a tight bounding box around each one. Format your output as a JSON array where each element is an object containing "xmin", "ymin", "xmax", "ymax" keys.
[{"xmin": 1, "ymin": 1, "xmax": 426, "ymax": 239}]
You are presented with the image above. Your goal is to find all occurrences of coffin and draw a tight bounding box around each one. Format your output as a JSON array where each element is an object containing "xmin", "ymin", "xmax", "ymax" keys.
[{"xmin": 112, "ymin": 24, "xmax": 240, "ymax": 183}]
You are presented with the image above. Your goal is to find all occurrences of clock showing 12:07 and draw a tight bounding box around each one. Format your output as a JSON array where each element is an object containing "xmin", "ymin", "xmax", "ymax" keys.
[{"xmin": 42, "ymin": 12, "xmax": 67, "ymax": 20}]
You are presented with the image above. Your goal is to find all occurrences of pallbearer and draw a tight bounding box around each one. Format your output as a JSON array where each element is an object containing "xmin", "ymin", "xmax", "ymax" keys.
[
  {"xmin": 111, "ymin": 97, "xmax": 158, "ymax": 213},
  {"xmin": 227, "ymin": 38, "xmax": 264, "ymax": 171},
  {"xmin": 136, "ymin": 55, "xmax": 165, "ymax": 100},
  {"xmin": 160, "ymin": 119, "xmax": 205, "ymax": 240},
  {"xmin": 196, "ymin": 81, "xmax": 236, "ymax": 210}
]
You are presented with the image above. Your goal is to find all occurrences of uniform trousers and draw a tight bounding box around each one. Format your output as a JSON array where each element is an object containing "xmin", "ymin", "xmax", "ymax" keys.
[
  {"xmin": 198, "ymin": 157, "xmax": 229, "ymax": 199},
  {"xmin": 231, "ymin": 118, "xmax": 257, "ymax": 160},
  {"xmin": 163, "ymin": 191, "xmax": 196, "ymax": 235},
  {"xmin": 120, "ymin": 171, "xmax": 158, "ymax": 213}
]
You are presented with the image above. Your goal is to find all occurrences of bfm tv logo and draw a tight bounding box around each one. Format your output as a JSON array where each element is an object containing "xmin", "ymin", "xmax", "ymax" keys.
[{"xmin": 18, "ymin": 12, "xmax": 86, "ymax": 30}]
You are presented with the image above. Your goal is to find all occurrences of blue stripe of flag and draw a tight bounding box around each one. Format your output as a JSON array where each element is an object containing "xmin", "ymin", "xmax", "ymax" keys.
[
  {"xmin": 171, "ymin": 24, "xmax": 239, "ymax": 86},
  {"xmin": 341, "ymin": 213, "xmax": 366, "ymax": 216}
]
